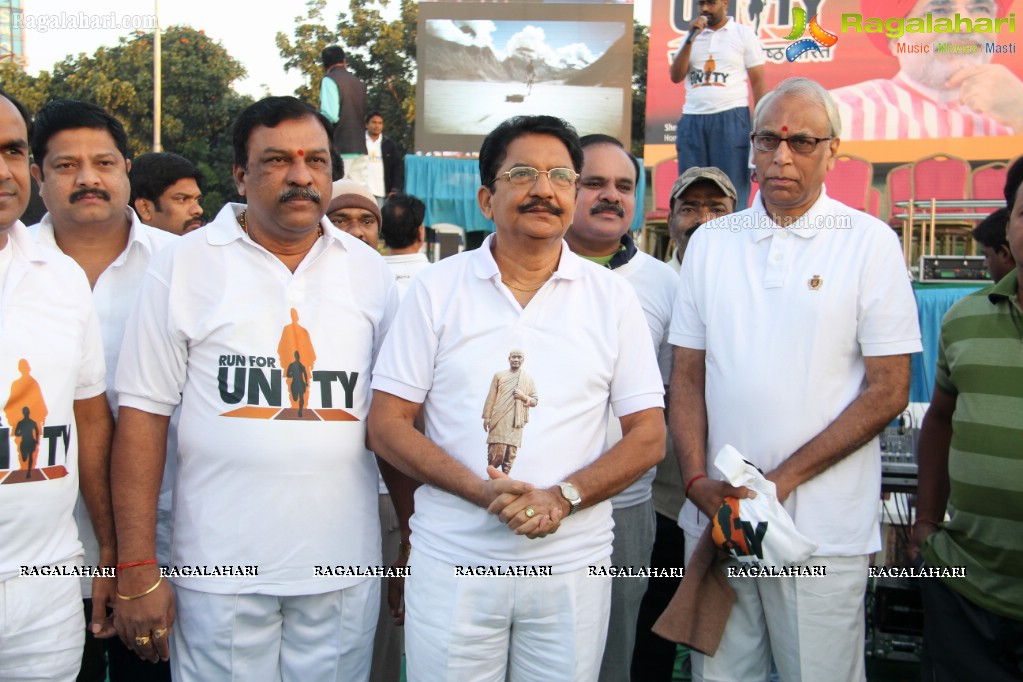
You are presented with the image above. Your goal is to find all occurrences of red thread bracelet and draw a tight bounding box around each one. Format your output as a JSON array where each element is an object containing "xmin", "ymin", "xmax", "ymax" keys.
[
  {"xmin": 116, "ymin": 559, "xmax": 158, "ymax": 572},
  {"xmin": 685, "ymin": 474, "xmax": 707, "ymax": 497}
]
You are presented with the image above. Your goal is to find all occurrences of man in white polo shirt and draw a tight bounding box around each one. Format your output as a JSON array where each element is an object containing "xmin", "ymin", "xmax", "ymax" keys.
[
  {"xmin": 669, "ymin": 0, "xmax": 765, "ymax": 210},
  {"xmin": 368, "ymin": 115, "xmax": 666, "ymax": 681},
  {"xmin": 110, "ymin": 96, "xmax": 399, "ymax": 681},
  {"xmin": 564, "ymin": 133, "xmax": 676, "ymax": 682},
  {"xmin": 27, "ymin": 99, "xmax": 177, "ymax": 682},
  {"xmin": 670, "ymin": 77, "xmax": 921, "ymax": 681},
  {"xmin": 0, "ymin": 89, "xmax": 114, "ymax": 682}
]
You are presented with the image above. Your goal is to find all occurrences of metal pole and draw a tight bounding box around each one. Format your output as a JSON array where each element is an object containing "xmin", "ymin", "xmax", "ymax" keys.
[{"xmin": 153, "ymin": 0, "xmax": 162, "ymax": 152}]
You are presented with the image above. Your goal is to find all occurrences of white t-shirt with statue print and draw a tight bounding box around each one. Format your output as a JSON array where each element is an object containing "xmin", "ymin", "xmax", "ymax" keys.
[{"xmin": 371, "ymin": 234, "xmax": 665, "ymax": 573}]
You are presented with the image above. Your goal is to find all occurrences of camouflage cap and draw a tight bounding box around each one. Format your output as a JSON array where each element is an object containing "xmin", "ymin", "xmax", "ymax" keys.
[{"xmin": 669, "ymin": 166, "xmax": 738, "ymax": 211}]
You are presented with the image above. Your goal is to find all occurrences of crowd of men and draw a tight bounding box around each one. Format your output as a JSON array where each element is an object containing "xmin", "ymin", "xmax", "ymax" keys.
[{"xmin": 0, "ymin": 24, "xmax": 1019, "ymax": 682}]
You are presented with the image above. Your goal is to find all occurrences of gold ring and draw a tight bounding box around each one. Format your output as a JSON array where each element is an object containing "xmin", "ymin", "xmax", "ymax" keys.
[
  {"xmin": 152, "ymin": 628, "xmax": 168, "ymax": 639},
  {"xmin": 524, "ymin": 508, "xmax": 535, "ymax": 518},
  {"xmin": 135, "ymin": 635, "xmax": 151, "ymax": 646}
]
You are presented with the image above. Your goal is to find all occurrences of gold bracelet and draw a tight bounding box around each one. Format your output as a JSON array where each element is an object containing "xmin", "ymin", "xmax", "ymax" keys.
[
  {"xmin": 116, "ymin": 576, "xmax": 163, "ymax": 601},
  {"xmin": 399, "ymin": 541, "xmax": 412, "ymax": 559}
]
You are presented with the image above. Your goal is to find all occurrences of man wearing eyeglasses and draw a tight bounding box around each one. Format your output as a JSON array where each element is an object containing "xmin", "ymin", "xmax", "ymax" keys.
[
  {"xmin": 368, "ymin": 115, "xmax": 666, "ymax": 681},
  {"xmin": 668, "ymin": 78, "xmax": 921, "ymax": 681}
]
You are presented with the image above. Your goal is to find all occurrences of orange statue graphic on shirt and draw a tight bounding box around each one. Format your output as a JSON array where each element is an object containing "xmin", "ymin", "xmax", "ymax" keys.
[
  {"xmin": 277, "ymin": 308, "xmax": 317, "ymax": 414},
  {"xmin": 482, "ymin": 350, "xmax": 538, "ymax": 474},
  {"xmin": 4, "ymin": 359, "xmax": 49, "ymax": 478}
]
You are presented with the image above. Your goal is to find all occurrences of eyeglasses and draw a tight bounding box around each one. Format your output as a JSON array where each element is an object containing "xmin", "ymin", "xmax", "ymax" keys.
[
  {"xmin": 750, "ymin": 134, "xmax": 833, "ymax": 154},
  {"xmin": 496, "ymin": 167, "xmax": 579, "ymax": 190}
]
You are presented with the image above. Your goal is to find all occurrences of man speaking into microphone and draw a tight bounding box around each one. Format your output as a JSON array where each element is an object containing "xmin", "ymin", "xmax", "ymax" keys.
[{"xmin": 669, "ymin": 0, "xmax": 765, "ymax": 209}]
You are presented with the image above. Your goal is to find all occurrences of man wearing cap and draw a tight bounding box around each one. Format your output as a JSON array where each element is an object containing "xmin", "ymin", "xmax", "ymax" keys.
[
  {"xmin": 666, "ymin": 167, "xmax": 737, "ymax": 274},
  {"xmin": 830, "ymin": 0, "xmax": 1021, "ymax": 139},
  {"xmin": 327, "ymin": 178, "xmax": 382, "ymax": 249},
  {"xmin": 630, "ymin": 165, "xmax": 738, "ymax": 681},
  {"xmin": 668, "ymin": 0, "xmax": 766, "ymax": 209},
  {"xmin": 670, "ymin": 78, "xmax": 921, "ymax": 680}
]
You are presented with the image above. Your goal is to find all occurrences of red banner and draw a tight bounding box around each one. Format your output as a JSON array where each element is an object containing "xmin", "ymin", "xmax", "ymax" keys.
[{"xmin": 645, "ymin": 0, "xmax": 1023, "ymax": 166}]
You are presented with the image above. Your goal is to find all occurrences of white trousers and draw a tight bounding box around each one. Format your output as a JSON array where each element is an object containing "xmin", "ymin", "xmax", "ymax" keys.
[
  {"xmin": 684, "ymin": 531, "xmax": 867, "ymax": 682},
  {"xmin": 0, "ymin": 570, "xmax": 83, "ymax": 682},
  {"xmin": 171, "ymin": 580, "xmax": 379, "ymax": 682},
  {"xmin": 405, "ymin": 551, "xmax": 612, "ymax": 682}
]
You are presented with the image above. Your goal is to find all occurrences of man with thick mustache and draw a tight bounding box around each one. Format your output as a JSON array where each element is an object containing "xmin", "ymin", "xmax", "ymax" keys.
[
  {"xmin": 670, "ymin": 78, "xmax": 921, "ymax": 680},
  {"xmin": 28, "ymin": 99, "xmax": 177, "ymax": 682},
  {"xmin": 111, "ymin": 96, "xmax": 398, "ymax": 681},
  {"xmin": 369, "ymin": 116, "xmax": 665, "ymax": 681},
  {"xmin": 565, "ymin": 134, "xmax": 676, "ymax": 682}
]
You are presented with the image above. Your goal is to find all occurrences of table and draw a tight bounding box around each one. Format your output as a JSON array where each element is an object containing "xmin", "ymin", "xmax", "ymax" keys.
[
  {"xmin": 893, "ymin": 199, "xmax": 1005, "ymax": 264},
  {"xmin": 405, "ymin": 154, "xmax": 647, "ymax": 234},
  {"xmin": 910, "ymin": 283, "xmax": 985, "ymax": 403}
]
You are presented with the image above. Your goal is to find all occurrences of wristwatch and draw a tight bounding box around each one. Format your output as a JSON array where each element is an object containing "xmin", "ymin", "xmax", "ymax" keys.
[{"xmin": 558, "ymin": 481, "xmax": 581, "ymax": 516}]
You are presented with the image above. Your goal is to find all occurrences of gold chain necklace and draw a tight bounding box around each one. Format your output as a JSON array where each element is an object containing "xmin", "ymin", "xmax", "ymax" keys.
[
  {"xmin": 502, "ymin": 265, "xmax": 555, "ymax": 292},
  {"xmin": 238, "ymin": 210, "xmax": 323, "ymax": 238},
  {"xmin": 503, "ymin": 278, "xmax": 548, "ymax": 292}
]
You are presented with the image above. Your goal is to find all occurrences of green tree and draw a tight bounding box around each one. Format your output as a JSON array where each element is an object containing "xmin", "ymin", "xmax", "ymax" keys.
[
  {"xmin": 0, "ymin": 62, "xmax": 50, "ymax": 113},
  {"xmin": 631, "ymin": 21, "xmax": 649, "ymax": 159},
  {"xmin": 277, "ymin": 0, "xmax": 417, "ymax": 153},
  {"xmin": 1, "ymin": 26, "xmax": 250, "ymax": 216}
]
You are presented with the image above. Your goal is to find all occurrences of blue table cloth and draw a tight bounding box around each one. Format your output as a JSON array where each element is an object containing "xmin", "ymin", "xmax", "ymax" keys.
[{"xmin": 911, "ymin": 283, "xmax": 986, "ymax": 403}]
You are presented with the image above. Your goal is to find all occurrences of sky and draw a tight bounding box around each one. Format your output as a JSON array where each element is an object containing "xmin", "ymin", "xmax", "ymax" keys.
[{"xmin": 22, "ymin": 1, "xmax": 651, "ymax": 99}]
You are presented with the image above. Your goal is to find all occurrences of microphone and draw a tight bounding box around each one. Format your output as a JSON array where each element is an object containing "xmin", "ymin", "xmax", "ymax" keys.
[{"xmin": 685, "ymin": 18, "xmax": 706, "ymax": 45}]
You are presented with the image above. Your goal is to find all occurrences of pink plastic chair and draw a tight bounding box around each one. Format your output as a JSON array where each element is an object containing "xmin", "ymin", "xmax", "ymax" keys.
[
  {"xmin": 826, "ymin": 154, "xmax": 873, "ymax": 212},
  {"xmin": 971, "ymin": 161, "xmax": 1008, "ymax": 201}
]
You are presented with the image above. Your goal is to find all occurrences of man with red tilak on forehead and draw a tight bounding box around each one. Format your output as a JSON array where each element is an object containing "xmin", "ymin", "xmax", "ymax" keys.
[
  {"xmin": 669, "ymin": 78, "xmax": 921, "ymax": 681},
  {"xmin": 831, "ymin": 0, "xmax": 1021, "ymax": 139},
  {"xmin": 111, "ymin": 96, "xmax": 398, "ymax": 681}
]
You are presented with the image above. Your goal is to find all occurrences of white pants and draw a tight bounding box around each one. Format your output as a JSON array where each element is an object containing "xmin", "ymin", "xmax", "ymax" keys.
[
  {"xmin": 405, "ymin": 551, "xmax": 612, "ymax": 682},
  {"xmin": 684, "ymin": 531, "xmax": 867, "ymax": 682},
  {"xmin": 0, "ymin": 571, "xmax": 83, "ymax": 682},
  {"xmin": 171, "ymin": 580, "xmax": 379, "ymax": 682}
]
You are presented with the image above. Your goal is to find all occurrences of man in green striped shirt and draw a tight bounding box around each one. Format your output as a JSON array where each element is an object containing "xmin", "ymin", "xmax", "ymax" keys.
[{"xmin": 913, "ymin": 156, "xmax": 1023, "ymax": 681}]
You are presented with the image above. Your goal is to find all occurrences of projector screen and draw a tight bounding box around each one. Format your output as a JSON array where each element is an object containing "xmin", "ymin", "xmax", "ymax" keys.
[{"xmin": 416, "ymin": 2, "xmax": 634, "ymax": 153}]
